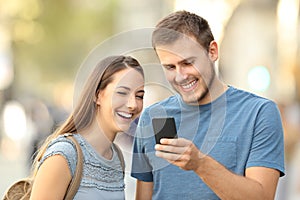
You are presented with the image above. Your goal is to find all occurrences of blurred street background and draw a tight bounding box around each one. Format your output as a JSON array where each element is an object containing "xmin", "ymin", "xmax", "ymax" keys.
[{"xmin": 0, "ymin": 0, "xmax": 300, "ymax": 199}]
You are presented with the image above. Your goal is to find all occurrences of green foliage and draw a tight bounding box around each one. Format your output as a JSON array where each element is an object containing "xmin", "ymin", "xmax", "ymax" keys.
[{"xmin": 11, "ymin": 0, "xmax": 116, "ymax": 98}]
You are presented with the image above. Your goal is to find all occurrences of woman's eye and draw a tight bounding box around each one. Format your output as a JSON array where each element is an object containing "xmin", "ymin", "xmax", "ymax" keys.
[
  {"xmin": 117, "ymin": 91, "xmax": 127, "ymax": 95},
  {"xmin": 136, "ymin": 95, "xmax": 144, "ymax": 100}
]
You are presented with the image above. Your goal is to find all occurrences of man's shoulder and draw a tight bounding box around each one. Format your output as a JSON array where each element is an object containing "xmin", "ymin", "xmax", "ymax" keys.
[
  {"xmin": 145, "ymin": 95, "xmax": 179, "ymax": 109},
  {"xmin": 228, "ymin": 86, "xmax": 274, "ymax": 105},
  {"xmin": 139, "ymin": 95, "xmax": 180, "ymax": 121}
]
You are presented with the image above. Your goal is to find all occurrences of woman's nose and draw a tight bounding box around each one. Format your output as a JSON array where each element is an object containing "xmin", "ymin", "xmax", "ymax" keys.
[{"xmin": 127, "ymin": 95, "xmax": 137, "ymax": 110}]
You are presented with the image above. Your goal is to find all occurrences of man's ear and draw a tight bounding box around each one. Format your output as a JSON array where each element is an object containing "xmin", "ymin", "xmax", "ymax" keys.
[{"xmin": 208, "ymin": 41, "xmax": 218, "ymax": 61}]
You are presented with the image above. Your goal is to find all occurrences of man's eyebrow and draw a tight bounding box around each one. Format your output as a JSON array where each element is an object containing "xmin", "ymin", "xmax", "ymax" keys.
[
  {"xmin": 161, "ymin": 63, "xmax": 175, "ymax": 67},
  {"xmin": 161, "ymin": 56, "xmax": 196, "ymax": 67},
  {"xmin": 178, "ymin": 57, "xmax": 196, "ymax": 65}
]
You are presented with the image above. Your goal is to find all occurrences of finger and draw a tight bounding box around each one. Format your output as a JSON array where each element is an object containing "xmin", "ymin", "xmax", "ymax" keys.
[
  {"xmin": 160, "ymin": 138, "xmax": 191, "ymax": 146},
  {"xmin": 155, "ymin": 150, "xmax": 186, "ymax": 161},
  {"xmin": 155, "ymin": 144, "xmax": 188, "ymax": 154}
]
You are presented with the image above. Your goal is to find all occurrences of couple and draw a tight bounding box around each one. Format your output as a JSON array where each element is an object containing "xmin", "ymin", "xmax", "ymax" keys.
[{"xmin": 29, "ymin": 11, "xmax": 284, "ymax": 200}]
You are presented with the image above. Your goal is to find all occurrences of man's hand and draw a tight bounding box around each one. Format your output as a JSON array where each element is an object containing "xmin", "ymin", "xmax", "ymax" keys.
[
  {"xmin": 155, "ymin": 138, "xmax": 280, "ymax": 200},
  {"xmin": 155, "ymin": 138, "xmax": 204, "ymax": 171}
]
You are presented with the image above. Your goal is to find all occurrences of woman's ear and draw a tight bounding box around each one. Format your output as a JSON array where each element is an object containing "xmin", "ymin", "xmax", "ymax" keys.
[
  {"xmin": 95, "ymin": 91, "xmax": 101, "ymax": 106},
  {"xmin": 208, "ymin": 41, "xmax": 218, "ymax": 61}
]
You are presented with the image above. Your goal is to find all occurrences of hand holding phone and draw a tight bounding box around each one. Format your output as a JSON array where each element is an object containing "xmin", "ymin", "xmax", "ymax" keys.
[{"xmin": 152, "ymin": 117, "xmax": 178, "ymax": 144}]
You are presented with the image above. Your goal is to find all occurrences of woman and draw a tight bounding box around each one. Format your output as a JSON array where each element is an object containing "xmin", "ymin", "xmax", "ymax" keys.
[{"xmin": 30, "ymin": 56, "xmax": 145, "ymax": 199}]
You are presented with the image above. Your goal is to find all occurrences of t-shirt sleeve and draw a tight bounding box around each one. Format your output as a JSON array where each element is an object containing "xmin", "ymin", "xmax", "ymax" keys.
[
  {"xmin": 39, "ymin": 137, "xmax": 77, "ymax": 177},
  {"xmin": 131, "ymin": 113, "xmax": 154, "ymax": 182},
  {"xmin": 246, "ymin": 101, "xmax": 285, "ymax": 176}
]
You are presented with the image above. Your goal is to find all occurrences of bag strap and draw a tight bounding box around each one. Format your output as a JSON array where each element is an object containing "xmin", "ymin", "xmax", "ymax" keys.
[
  {"xmin": 63, "ymin": 133, "xmax": 83, "ymax": 200},
  {"xmin": 113, "ymin": 143, "xmax": 125, "ymax": 175}
]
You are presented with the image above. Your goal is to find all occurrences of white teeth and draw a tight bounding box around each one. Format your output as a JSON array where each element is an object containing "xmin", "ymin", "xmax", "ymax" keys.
[
  {"xmin": 182, "ymin": 80, "xmax": 196, "ymax": 89},
  {"xmin": 117, "ymin": 111, "xmax": 133, "ymax": 119}
]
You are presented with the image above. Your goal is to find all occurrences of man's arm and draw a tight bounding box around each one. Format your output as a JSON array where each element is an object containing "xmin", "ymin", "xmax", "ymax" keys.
[
  {"xmin": 135, "ymin": 180, "xmax": 153, "ymax": 200},
  {"xmin": 155, "ymin": 138, "xmax": 280, "ymax": 200}
]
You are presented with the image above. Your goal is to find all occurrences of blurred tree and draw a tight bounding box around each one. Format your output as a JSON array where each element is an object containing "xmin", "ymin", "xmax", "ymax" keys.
[{"xmin": 10, "ymin": 0, "xmax": 116, "ymax": 100}]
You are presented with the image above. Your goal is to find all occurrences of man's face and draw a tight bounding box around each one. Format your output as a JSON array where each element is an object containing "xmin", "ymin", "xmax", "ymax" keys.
[{"xmin": 155, "ymin": 36, "xmax": 218, "ymax": 105}]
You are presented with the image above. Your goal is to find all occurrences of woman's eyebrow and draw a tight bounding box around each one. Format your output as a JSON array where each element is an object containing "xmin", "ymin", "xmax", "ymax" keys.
[
  {"xmin": 137, "ymin": 89, "xmax": 145, "ymax": 93},
  {"xmin": 117, "ymin": 86, "xmax": 145, "ymax": 93},
  {"xmin": 116, "ymin": 86, "xmax": 130, "ymax": 90}
]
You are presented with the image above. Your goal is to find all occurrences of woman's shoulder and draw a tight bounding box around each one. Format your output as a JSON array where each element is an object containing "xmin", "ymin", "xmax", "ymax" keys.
[
  {"xmin": 47, "ymin": 135, "xmax": 78, "ymax": 157},
  {"xmin": 39, "ymin": 135, "xmax": 78, "ymax": 176}
]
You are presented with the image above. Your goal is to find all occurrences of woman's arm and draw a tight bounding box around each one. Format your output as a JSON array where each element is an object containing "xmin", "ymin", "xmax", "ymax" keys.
[{"xmin": 30, "ymin": 155, "xmax": 72, "ymax": 200}]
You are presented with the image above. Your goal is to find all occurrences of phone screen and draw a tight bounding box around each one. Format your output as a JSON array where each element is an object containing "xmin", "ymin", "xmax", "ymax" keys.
[{"xmin": 152, "ymin": 117, "xmax": 177, "ymax": 144}]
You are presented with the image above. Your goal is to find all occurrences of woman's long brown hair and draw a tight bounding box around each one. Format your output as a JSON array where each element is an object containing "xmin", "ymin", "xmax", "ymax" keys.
[{"xmin": 31, "ymin": 55, "xmax": 144, "ymax": 177}]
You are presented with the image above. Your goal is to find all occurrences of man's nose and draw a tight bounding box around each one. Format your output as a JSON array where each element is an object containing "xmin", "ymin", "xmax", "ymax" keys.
[{"xmin": 175, "ymin": 67, "xmax": 188, "ymax": 82}]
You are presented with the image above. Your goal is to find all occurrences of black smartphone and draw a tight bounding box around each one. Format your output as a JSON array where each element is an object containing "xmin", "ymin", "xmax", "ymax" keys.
[{"xmin": 152, "ymin": 117, "xmax": 178, "ymax": 144}]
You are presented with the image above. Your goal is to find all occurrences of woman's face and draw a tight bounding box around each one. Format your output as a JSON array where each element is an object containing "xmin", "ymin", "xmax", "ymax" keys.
[{"xmin": 96, "ymin": 68, "xmax": 144, "ymax": 136}]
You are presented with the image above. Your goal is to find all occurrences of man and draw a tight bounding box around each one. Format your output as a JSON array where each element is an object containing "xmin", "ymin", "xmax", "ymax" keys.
[{"xmin": 131, "ymin": 10, "xmax": 284, "ymax": 200}]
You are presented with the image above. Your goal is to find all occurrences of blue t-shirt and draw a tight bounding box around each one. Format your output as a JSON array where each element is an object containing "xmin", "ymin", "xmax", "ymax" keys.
[{"xmin": 131, "ymin": 86, "xmax": 285, "ymax": 199}]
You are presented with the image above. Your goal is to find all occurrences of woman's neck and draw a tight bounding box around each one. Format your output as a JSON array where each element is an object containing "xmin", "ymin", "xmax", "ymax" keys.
[{"xmin": 80, "ymin": 120, "xmax": 116, "ymax": 159}]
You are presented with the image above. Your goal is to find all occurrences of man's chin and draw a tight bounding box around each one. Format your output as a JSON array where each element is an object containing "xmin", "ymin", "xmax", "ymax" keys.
[{"xmin": 181, "ymin": 95, "xmax": 200, "ymax": 105}]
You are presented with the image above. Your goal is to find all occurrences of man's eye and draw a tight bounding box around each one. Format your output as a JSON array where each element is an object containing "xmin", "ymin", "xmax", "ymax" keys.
[
  {"xmin": 164, "ymin": 65, "xmax": 175, "ymax": 70},
  {"xmin": 183, "ymin": 61, "xmax": 193, "ymax": 66}
]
